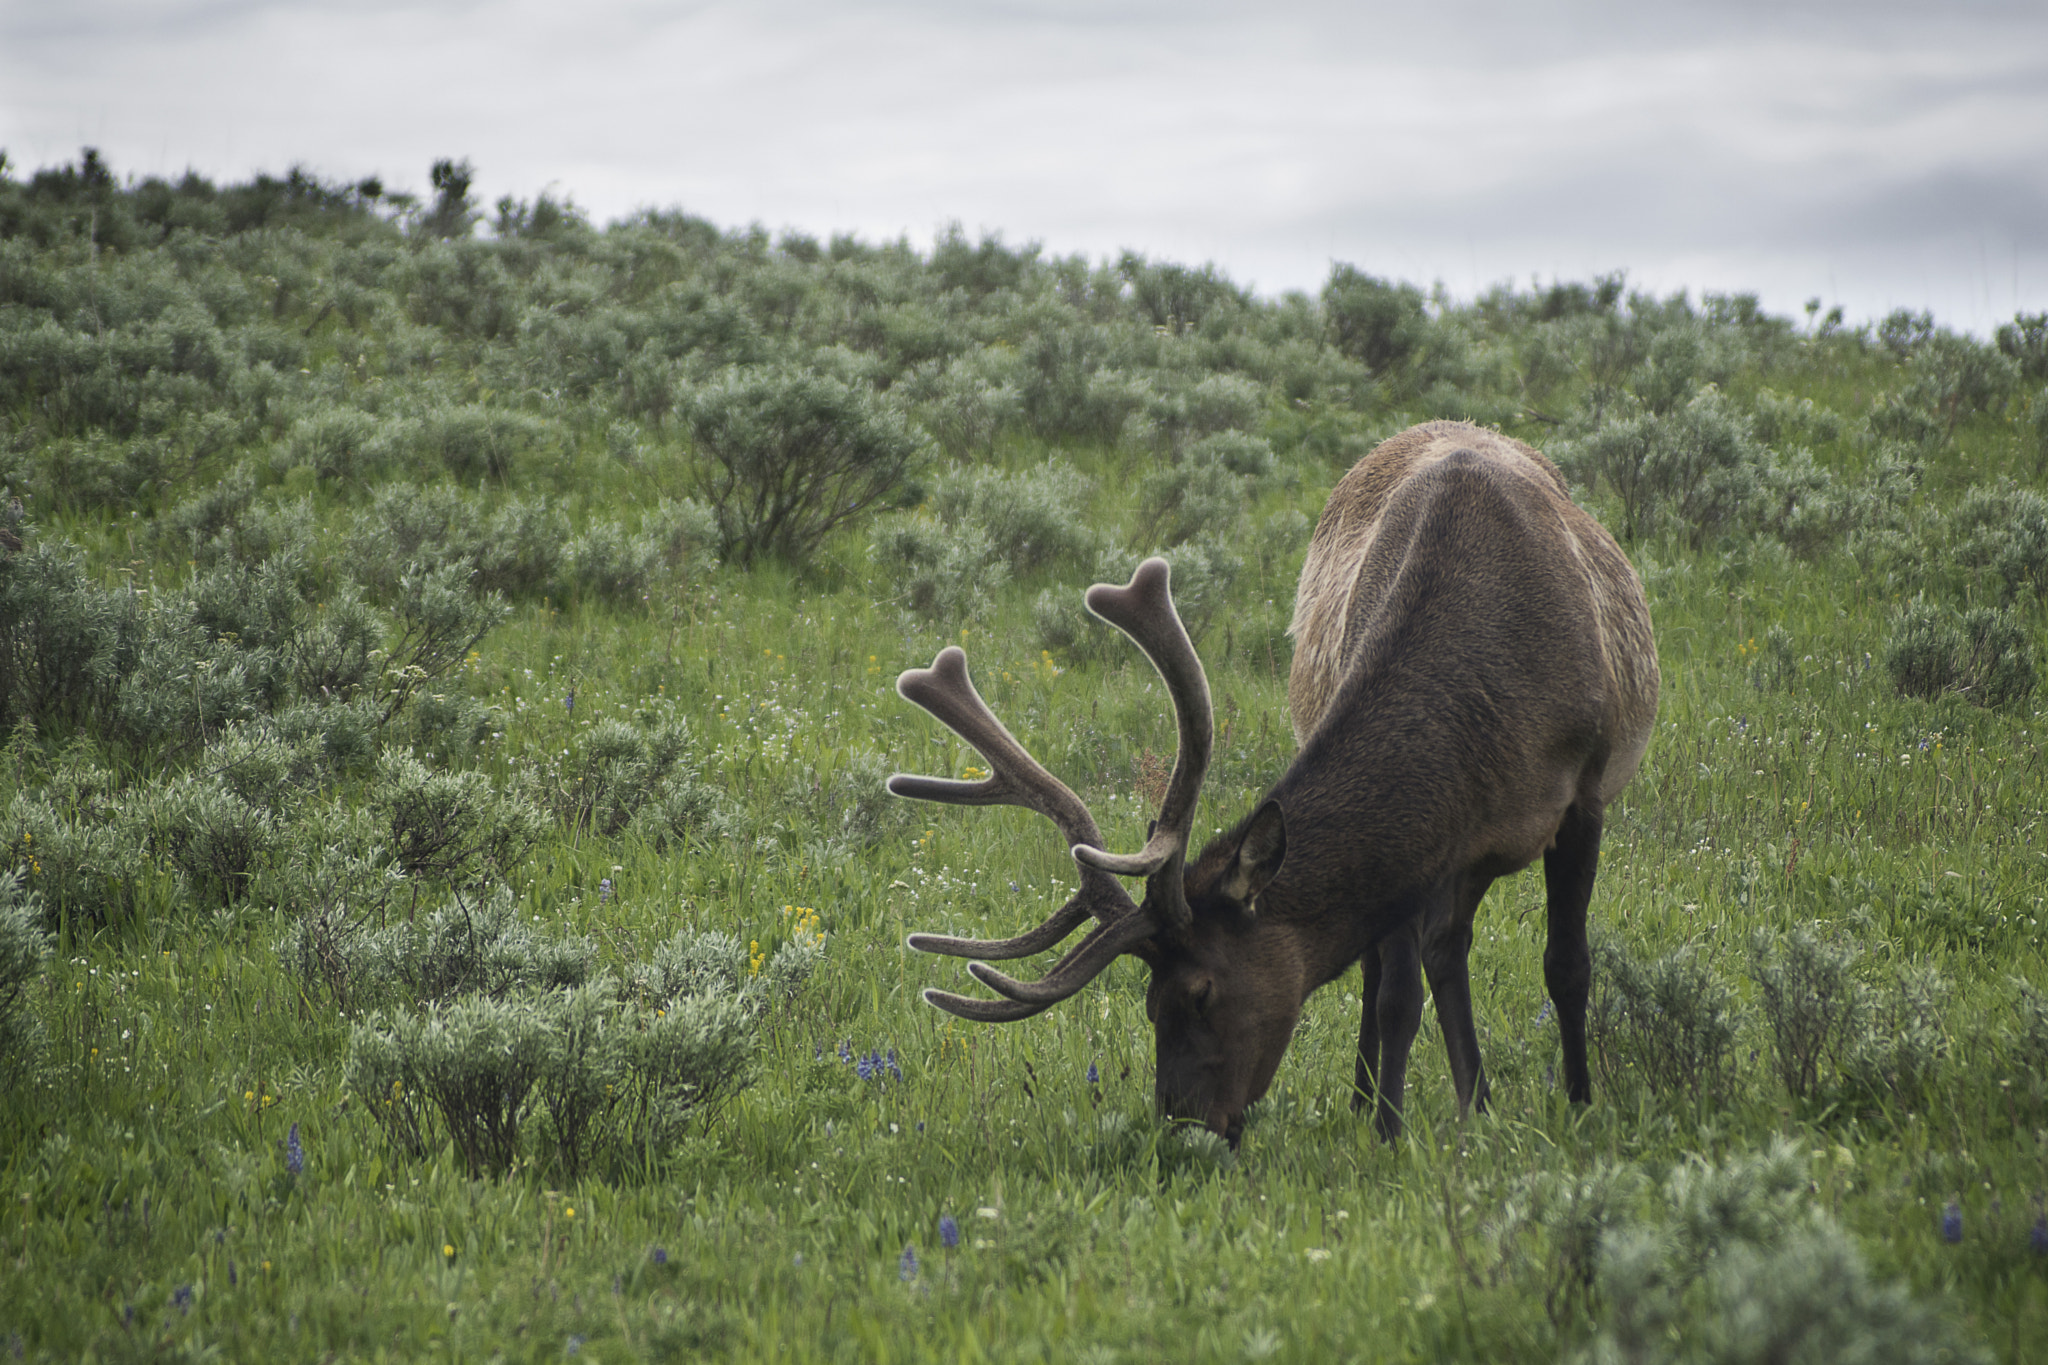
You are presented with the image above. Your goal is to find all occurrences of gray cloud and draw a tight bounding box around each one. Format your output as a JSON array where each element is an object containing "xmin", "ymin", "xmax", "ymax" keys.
[{"xmin": 2, "ymin": 0, "xmax": 2042, "ymax": 332}]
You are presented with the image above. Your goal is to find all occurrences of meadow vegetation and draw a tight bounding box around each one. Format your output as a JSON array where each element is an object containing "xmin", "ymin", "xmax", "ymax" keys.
[{"xmin": 0, "ymin": 148, "xmax": 2044, "ymax": 1360}]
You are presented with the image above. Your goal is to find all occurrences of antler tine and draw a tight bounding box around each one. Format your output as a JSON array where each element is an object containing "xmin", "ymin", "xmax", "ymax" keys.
[
  {"xmin": 905, "ymin": 895, "xmax": 1092, "ymax": 960},
  {"xmin": 965, "ymin": 913, "xmax": 1158, "ymax": 1006},
  {"xmin": 921, "ymin": 988, "xmax": 1049, "ymax": 1023},
  {"xmin": 888, "ymin": 647, "xmax": 1112, "ymax": 857},
  {"xmin": 1072, "ymin": 558, "xmax": 1214, "ymax": 928},
  {"xmin": 891, "ymin": 644, "xmax": 1146, "ymax": 984}
]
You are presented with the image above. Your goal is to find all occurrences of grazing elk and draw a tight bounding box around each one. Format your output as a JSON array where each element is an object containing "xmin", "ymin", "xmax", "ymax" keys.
[{"xmin": 889, "ymin": 421, "xmax": 1657, "ymax": 1145}]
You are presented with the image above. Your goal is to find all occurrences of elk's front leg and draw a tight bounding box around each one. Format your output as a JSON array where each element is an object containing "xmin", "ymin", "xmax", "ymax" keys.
[
  {"xmin": 1543, "ymin": 800, "xmax": 1604, "ymax": 1105},
  {"xmin": 1424, "ymin": 873, "xmax": 1495, "ymax": 1117},
  {"xmin": 1369, "ymin": 926, "xmax": 1425, "ymax": 1141},
  {"xmin": 1353, "ymin": 942, "xmax": 1382, "ymax": 1114}
]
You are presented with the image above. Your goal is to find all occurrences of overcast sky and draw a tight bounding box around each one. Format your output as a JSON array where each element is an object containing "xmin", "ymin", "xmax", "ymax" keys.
[{"xmin": 4, "ymin": 0, "xmax": 2043, "ymax": 335}]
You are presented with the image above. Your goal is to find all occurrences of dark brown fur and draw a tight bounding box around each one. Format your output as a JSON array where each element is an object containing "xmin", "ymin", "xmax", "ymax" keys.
[
  {"xmin": 1148, "ymin": 421, "xmax": 1656, "ymax": 1142},
  {"xmin": 894, "ymin": 420, "xmax": 1657, "ymax": 1147}
]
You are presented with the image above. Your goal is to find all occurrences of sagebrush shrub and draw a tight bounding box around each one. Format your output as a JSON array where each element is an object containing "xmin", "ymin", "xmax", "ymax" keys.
[
  {"xmin": 1590, "ymin": 938, "xmax": 1742, "ymax": 1105},
  {"xmin": 1884, "ymin": 601, "xmax": 2035, "ymax": 708},
  {"xmin": 561, "ymin": 519, "xmax": 663, "ymax": 606},
  {"xmin": 1582, "ymin": 1140, "xmax": 1969, "ymax": 1365},
  {"xmin": 0, "ymin": 536, "xmax": 141, "ymax": 734},
  {"xmin": 147, "ymin": 775, "xmax": 280, "ymax": 906},
  {"xmin": 785, "ymin": 748, "xmax": 915, "ymax": 856},
  {"xmin": 2009, "ymin": 977, "xmax": 2048, "ymax": 1106},
  {"xmin": 379, "ymin": 564, "xmax": 508, "ymax": 720},
  {"xmin": 372, "ymin": 751, "xmax": 545, "ymax": 887},
  {"xmin": 3, "ymin": 791, "xmax": 150, "ymax": 928},
  {"xmin": 683, "ymin": 364, "xmax": 926, "ymax": 566},
  {"xmin": 411, "ymin": 403, "xmax": 555, "ymax": 481},
  {"xmin": 544, "ymin": 718, "xmax": 700, "ymax": 838},
  {"xmin": 869, "ymin": 510, "xmax": 1006, "ymax": 624},
  {"xmin": 1748, "ymin": 926, "xmax": 1862, "ymax": 1101},
  {"xmin": 925, "ymin": 458, "xmax": 1099, "ymax": 574},
  {"xmin": 277, "ymin": 406, "xmax": 392, "ymax": 482},
  {"xmin": 903, "ymin": 352, "xmax": 1024, "ymax": 458},
  {"xmin": 1838, "ymin": 965, "xmax": 1947, "ymax": 1110},
  {"xmin": 1557, "ymin": 386, "xmax": 1764, "ymax": 545},
  {"xmin": 1951, "ymin": 482, "xmax": 2048, "ymax": 602},
  {"xmin": 0, "ymin": 868, "xmax": 51, "ymax": 1090}
]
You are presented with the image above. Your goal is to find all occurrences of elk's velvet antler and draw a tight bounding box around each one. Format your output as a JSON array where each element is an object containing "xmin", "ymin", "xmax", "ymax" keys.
[{"xmin": 889, "ymin": 558, "xmax": 1215, "ymax": 1019}]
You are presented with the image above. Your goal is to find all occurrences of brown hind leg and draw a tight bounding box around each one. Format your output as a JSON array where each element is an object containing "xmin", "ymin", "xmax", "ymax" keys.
[{"xmin": 1542, "ymin": 800, "xmax": 1605, "ymax": 1105}]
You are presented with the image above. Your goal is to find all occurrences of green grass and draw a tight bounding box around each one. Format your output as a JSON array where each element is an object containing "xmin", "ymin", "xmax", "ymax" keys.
[
  {"xmin": 5, "ymin": 527, "xmax": 2044, "ymax": 1361},
  {"xmin": 1, "ymin": 163, "xmax": 2045, "ymax": 1360}
]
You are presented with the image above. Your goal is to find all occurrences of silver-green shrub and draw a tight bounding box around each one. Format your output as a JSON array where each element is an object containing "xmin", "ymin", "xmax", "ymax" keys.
[
  {"xmin": 371, "ymin": 750, "xmax": 545, "ymax": 886},
  {"xmin": 682, "ymin": 364, "xmax": 927, "ymax": 567},
  {"xmin": 1748, "ymin": 926, "xmax": 1863, "ymax": 1102},
  {"xmin": 1589, "ymin": 938, "xmax": 1742, "ymax": 1105},
  {"xmin": 1556, "ymin": 386, "xmax": 1765, "ymax": 546},
  {"xmin": 1838, "ymin": 965, "xmax": 1947, "ymax": 1110},
  {"xmin": 925, "ymin": 457, "xmax": 1099, "ymax": 574},
  {"xmin": 1884, "ymin": 601, "xmax": 2035, "ymax": 708},
  {"xmin": 1578, "ymin": 1141, "xmax": 1973, "ymax": 1365},
  {"xmin": 869, "ymin": 510, "xmax": 1006, "ymax": 625},
  {"xmin": 0, "ymin": 868, "xmax": 51, "ymax": 1091}
]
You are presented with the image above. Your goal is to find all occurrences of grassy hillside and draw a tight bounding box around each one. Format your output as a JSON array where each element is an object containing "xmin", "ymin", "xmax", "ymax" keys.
[{"xmin": 1, "ymin": 152, "xmax": 2045, "ymax": 1361}]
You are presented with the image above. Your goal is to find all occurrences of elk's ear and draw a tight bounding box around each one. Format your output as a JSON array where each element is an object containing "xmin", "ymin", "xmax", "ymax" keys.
[{"xmin": 1220, "ymin": 800, "xmax": 1286, "ymax": 912}]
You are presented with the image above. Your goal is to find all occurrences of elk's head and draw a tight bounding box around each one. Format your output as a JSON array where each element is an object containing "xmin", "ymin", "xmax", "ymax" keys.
[{"xmin": 889, "ymin": 559, "xmax": 1295, "ymax": 1147}]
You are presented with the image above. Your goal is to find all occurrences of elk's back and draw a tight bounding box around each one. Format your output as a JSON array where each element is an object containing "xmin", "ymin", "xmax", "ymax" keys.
[{"xmin": 1287, "ymin": 421, "xmax": 1657, "ymax": 818}]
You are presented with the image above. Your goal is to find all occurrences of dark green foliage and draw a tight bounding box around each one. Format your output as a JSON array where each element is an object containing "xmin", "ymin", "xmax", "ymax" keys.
[
  {"xmin": 1322, "ymin": 265, "xmax": 1429, "ymax": 374},
  {"xmin": 682, "ymin": 364, "xmax": 927, "ymax": 566},
  {"xmin": 421, "ymin": 158, "xmax": 478, "ymax": 241},
  {"xmin": 0, "ymin": 536, "xmax": 140, "ymax": 735},
  {"xmin": 1884, "ymin": 601, "xmax": 2035, "ymax": 708}
]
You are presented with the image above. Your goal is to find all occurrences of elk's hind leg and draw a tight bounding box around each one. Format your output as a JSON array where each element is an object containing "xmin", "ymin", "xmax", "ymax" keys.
[{"xmin": 1542, "ymin": 800, "xmax": 1604, "ymax": 1105}]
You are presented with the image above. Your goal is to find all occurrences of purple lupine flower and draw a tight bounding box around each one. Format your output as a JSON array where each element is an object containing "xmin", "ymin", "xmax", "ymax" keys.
[
  {"xmin": 564, "ymin": 689, "xmax": 576, "ymax": 715},
  {"xmin": 598, "ymin": 878, "xmax": 612, "ymax": 904},
  {"xmin": 652, "ymin": 1247, "xmax": 668, "ymax": 1265},
  {"xmin": 899, "ymin": 1244, "xmax": 919, "ymax": 1280},
  {"xmin": 857, "ymin": 1051, "xmax": 876, "ymax": 1081},
  {"xmin": 1941, "ymin": 1201, "xmax": 1962, "ymax": 1243},
  {"xmin": 1086, "ymin": 1061, "xmax": 1099, "ymax": 1085},
  {"xmin": 227, "ymin": 1260, "xmax": 237, "ymax": 1287},
  {"xmin": 838, "ymin": 1040, "xmax": 852, "ymax": 1063},
  {"xmin": 2031, "ymin": 1217, "xmax": 2047, "ymax": 1256},
  {"xmin": 939, "ymin": 1215, "xmax": 960, "ymax": 1250},
  {"xmin": 172, "ymin": 1285, "xmax": 193, "ymax": 1314},
  {"xmin": 285, "ymin": 1122, "xmax": 303, "ymax": 1177},
  {"xmin": 887, "ymin": 1048, "xmax": 903, "ymax": 1081}
]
